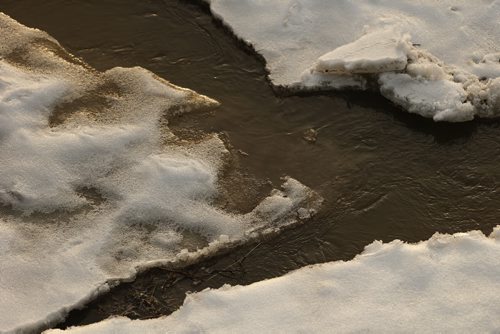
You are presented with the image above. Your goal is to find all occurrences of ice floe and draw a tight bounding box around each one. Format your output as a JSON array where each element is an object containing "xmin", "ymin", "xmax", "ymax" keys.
[
  {"xmin": 0, "ymin": 13, "xmax": 321, "ymax": 333},
  {"xmin": 48, "ymin": 227, "xmax": 500, "ymax": 333},
  {"xmin": 205, "ymin": 0, "xmax": 500, "ymax": 121}
]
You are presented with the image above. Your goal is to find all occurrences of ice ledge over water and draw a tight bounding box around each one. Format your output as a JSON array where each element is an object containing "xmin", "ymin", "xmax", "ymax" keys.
[
  {"xmin": 304, "ymin": 29, "xmax": 498, "ymax": 122},
  {"xmin": 205, "ymin": 0, "xmax": 500, "ymax": 122},
  {"xmin": 48, "ymin": 226, "xmax": 500, "ymax": 333}
]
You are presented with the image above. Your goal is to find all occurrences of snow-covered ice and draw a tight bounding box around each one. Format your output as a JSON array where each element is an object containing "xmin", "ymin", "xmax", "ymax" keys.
[
  {"xmin": 0, "ymin": 13, "xmax": 321, "ymax": 333},
  {"xmin": 47, "ymin": 227, "xmax": 500, "ymax": 333},
  {"xmin": 205, "ymin": 0, "xmax": 500, "ymax": 121}
]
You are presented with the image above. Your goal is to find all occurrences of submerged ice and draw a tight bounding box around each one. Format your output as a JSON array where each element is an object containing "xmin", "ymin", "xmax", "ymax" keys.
[
  {"xmin": 206, "ymin": 0, "xmax": 500, "ymax": 121},
  {"xmin": 49, "ymin": 227, "xmax": 500, "ymax": 333},
  {"xmin": 0, "ymin": 13, "xmax": 321, "ymax": 334}
]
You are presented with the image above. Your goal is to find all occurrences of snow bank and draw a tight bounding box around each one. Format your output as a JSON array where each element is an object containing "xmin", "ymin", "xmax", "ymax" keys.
[
  {"xmin": 206, "ymin": 0, "xmax": 500, "ymax": 121},
  {"xmin": 49, "ymin": 227, "xmax": 500, "ymax": 333},
  {"xmin": 0, "ymin": 13, "xmax": 321, "ymax": 334}
]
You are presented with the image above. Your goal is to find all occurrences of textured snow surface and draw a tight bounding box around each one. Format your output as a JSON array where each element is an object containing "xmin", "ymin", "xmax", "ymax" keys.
[
  {"xmin": 0, "ymin": 13, "xmax": 321, "ymax": 334},
  {"xmin": 206, "ymin": 0, "xmax": 500, "ymax": 121},
  {"xmin": 49, "ymin": 227, "xmax": 500, "ymax": 334}
]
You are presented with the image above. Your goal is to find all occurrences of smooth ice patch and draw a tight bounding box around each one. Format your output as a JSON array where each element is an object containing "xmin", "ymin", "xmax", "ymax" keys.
[
  {"xmin": 0, "ymin": 13, "xmax": 321, "ymax": 334},
  {"xmin": 49, "ymin": 227, "xmax": 500, "ymax": 333}
]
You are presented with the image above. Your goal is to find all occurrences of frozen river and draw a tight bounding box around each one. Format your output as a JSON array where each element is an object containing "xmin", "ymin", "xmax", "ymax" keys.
[{"xmin": 0, "ymin": 0, "xmax": 499, "ymax": 331}]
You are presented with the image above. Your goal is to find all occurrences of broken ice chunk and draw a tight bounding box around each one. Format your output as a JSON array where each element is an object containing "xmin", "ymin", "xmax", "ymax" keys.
[{"xmin": 313, "ymin": 29, "xmax": 412, "ymax": 75}]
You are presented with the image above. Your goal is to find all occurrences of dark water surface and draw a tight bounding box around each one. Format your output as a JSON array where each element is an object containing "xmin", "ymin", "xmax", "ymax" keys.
[{"xmin": 2, "ymin": 0, "xmax": 500, "ymax": 327}]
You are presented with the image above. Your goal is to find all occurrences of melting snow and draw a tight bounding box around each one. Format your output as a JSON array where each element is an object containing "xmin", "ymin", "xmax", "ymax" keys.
[{"xmin": 0, "ymin": 13, "xmax": 321, "ymax": 333}]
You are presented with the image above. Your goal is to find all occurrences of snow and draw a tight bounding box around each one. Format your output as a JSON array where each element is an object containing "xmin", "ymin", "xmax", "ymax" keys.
[
  {"xmin": 0, "ymin": 13, "xmax": 321, "ymax": 334},
  {"xmin": 471, "ymin": 53, "xmax": 500, "ymax": 79},
  {"xmin": 48, "ymin": 227, "xmax": 500, "ymax": 334},
  {"xmin": 205, "ymin": 0, "xmax": 500, "ymax": 121}
]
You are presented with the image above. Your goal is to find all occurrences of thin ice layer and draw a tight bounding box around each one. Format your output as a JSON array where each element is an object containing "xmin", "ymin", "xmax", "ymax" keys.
[
  {"xmin": 0, "ymin": 13, "xmax": 321, "ymax": 334},
  {"xmin": 206, "ymin": 0, "xmax": 500, "ymax": 121},
  {"xmin": 48, "ymin": 227, "xmax": 500, "ymax": 334}
]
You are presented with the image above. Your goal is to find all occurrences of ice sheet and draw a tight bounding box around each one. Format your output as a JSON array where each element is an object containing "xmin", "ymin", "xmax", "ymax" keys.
[
  {"xmin": 205, "ymin": 0, "xmax": 500, "ymax": 121},
  {"xmin": 49, "ymin": 227, "xmax": 500, "ymax": 333}
]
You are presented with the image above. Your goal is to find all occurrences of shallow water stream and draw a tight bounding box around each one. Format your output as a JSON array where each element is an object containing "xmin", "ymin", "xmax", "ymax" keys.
[{"xmin": 1, "ymin": 0, "xmax": 500, "ymax": 327}]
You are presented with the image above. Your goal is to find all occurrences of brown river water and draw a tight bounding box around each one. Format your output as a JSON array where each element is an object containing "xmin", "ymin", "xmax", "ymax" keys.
[{"xmin": 1, "ymin": 0, "xmax": 499, "ymax": 328}]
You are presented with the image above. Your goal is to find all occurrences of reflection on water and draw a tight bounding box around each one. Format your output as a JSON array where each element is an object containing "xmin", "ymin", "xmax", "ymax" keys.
[{"xmin": 1, "ymin": 0, "xmax": 500, "ymax": 326}]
